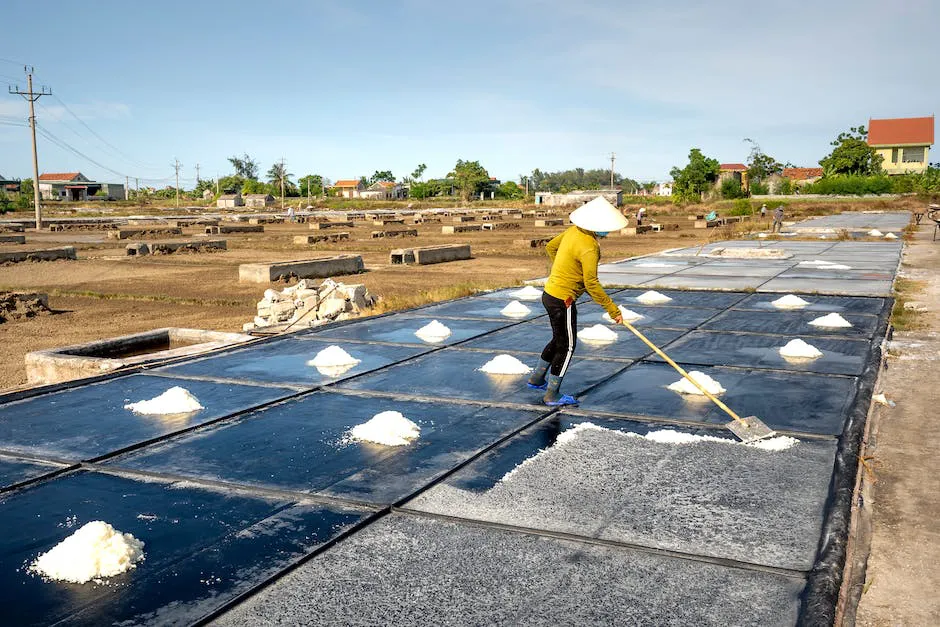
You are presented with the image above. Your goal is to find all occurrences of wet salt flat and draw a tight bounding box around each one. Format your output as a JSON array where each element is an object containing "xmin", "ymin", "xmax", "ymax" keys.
[{"xmin": 0, "ymin": 241, "xmax": 895, "ymax": 624}]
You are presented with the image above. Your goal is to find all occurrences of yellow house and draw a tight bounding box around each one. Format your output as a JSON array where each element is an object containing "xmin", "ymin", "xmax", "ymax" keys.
[{"xmin": 868, "ymin": 116, "xmax": 934, "ymax": 175}]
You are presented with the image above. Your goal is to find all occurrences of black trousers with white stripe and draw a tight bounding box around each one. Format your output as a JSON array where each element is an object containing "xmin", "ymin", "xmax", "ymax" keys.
[{"xmin": 540, "ymin": 292, "xmax": 577, "ymax": 377}]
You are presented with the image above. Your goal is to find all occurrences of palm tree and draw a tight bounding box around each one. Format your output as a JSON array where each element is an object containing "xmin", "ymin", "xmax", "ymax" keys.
[{"xmin": 266, "ymin": 161, "xmax": 293, "ymax": 187}]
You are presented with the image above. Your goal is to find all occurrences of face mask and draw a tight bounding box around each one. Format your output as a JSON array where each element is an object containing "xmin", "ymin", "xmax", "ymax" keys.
[{"xmin": 595, "ymin": 231, "xmax": 609, "ymax": 238}]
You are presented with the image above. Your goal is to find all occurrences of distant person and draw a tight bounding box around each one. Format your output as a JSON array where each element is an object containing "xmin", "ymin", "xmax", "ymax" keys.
[
  {"xmin": 772, "ymin": 205, "xmax": 784, "ymax": 233},
  {"xmin": 286, "ymin": 206, "xmax": 296, "ymax": 222},
  {"xmin": 760, "ymin": 204, "xmax": 767, "ymax": 218},
  {"xmin": 526, "ymin": 197, "xmax": 628, "ymax": 407},
  {"xmin": 637, "ymin": 207, "xmax": 646, "ymax": 225}
]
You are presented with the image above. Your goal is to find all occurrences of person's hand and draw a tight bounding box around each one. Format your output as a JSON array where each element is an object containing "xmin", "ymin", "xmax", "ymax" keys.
[{"xmin": 614, "ymin": 314, "xmax": 623, "ymax": 325}]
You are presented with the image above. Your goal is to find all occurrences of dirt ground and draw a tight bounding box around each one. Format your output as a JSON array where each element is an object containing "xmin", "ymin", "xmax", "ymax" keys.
[{"xmin": 854, "ymin": 224, "xmax": 940, "ymax": 625}]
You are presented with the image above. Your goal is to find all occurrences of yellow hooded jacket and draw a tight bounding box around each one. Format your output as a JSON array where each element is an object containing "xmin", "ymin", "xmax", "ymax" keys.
[{"xmin": 544, "ymin": 226, "xmax": 620, "ymax": 319}]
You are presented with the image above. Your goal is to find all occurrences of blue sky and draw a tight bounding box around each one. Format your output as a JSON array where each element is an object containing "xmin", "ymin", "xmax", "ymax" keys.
[{"xmin": 1, "ymin": 0, "xmax": 937, "ymax": 187}]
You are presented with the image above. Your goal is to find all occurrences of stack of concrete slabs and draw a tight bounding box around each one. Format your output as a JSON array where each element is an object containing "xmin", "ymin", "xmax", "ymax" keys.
[
  {"xmin": 0, "ymin": 469, "xmax": 370, "ymax": 626},
  {"xmin": 105, "ymin": 390, "xmax": 547, "ymax": 505},
  {"xmin": 0, "ymin": 374, "xmax": 296, "ymax": 462},
  {"xmin": 157, "ymin": 336, "xmax": 430, "ymax": 388}
]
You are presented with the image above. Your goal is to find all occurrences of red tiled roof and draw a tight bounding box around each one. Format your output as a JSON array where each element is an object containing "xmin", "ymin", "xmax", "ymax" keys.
[
  {"xmin": 39, "ymin": 172, "xmax": 81, "ymax": 181},
  {"xmin": 719, "ymin": 163, "xmax": 747, "ymax": 171},
  {"xmin": 868, "ymin": 116, "xmax": 934, "ymax": 146},
  {"xmin": 377, "ymin": 181, "xmax": 396, "ymax": 188},
  {"xmin": 332, "ymin": 179, "xmax": 361, "ymax": 187},
  {"xmin": 783, "ymin": 167, "xmax": 824, "ymax": 181}
]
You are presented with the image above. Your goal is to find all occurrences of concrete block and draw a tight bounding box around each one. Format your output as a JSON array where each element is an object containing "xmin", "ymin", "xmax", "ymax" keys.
[
  {"xmin": 294, "ymin": 233, "xmax": 350, "ymax": 245},
  {"xmin": 0, "ymin": 235, "xmax": 26, "ymax": 244},
  {"xmin": 108, "ymin": 227, "xmax": 183, "ymax": 240},
  {"xmin": 238, "ymin": 255, "xmax": 364, "ymax": 283},
  {"xmin": 125, "ymin": 243, "xmax": 150, "ymax": 256},
  {"xmin": 480, "ymin": 214, "xmax": 502, "ymax": 221},
  {"xmin": 373, "ymin": 219, "xmax": 405, "ymax": 226},
  {"xmin": 0, "ymin": 224, "xmax": 25, "ymax": 233},
  {"xmin": 310, "ymin": 221, "xmax": 353, "ymax": 230},
  {"xmin": 389, "ymin": 243, "xmax": 472, "ymax": 266},
  {"xmin": 482, "ymin": 222, "xmax": 521, "ymax": 231},
  {"xmin": 145, "ymin": 240, "xmax": 227, "ymax": 254},
  {"xmin": 0, "ymin": 247, "xmax": 76, "ymax": 263},
  {"xmin": 412, "ymin": 216, "xmax": 441, "ymax": 224},
  {"xmin": 206, "ymin": 225, "xmax": 264, "ymax": 234},
  {"xmin": 452, "ymin": 216, "xmax": 476, "ymax": 223},
  {"xmin": 442, "ymin": 224, "xmax": 482, "ymax": 234},
  {"xmin": 535, "ymin": 219, "xmax": 564, "ymax": 227},
  {"xmin": 371, "ymin": 229, "xmax": 418, "ymax": 239},
  {"xmin": 694, "ymin": 220, "xmax": 720, "ymax": 229}
]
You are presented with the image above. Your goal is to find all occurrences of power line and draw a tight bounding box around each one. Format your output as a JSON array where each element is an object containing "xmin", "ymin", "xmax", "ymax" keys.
[{"xmin": 35, "ymin": 123, "xmax": 130, "ymax": 179}]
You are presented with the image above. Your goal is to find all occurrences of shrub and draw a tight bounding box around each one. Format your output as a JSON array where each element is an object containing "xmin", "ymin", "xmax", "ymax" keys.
[
  {"xmin": 802, "ymin": 175, "xmax": 893, "ymax": 195},
  {"xmin": 728, "ymin": 198, "xmax": 753, "ymax": 216},
  {"xmin": 777, "ymin": 179, "xmax": 793, "ymax": 195},
  {"xmin": 720, "ymin": 177, "xmax": 745, "ymax": 199},
  {"xmin": 750, "ymin": 181, "xmax": 769, "ymax": 195}
]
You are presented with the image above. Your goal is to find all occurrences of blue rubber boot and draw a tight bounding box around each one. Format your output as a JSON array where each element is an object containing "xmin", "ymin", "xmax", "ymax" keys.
[
  {"xmin": 527, "ymin": 359, "xmax": 550, "ymax": 390},
  {"xmin": 543, "ymin": 374, "xmax": 578, "ymax": 406}
]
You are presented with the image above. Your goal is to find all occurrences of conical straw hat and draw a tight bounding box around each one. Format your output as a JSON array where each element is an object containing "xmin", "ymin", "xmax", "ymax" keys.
[{"xmin": 569, "ymin": 196, "xmax": 628, "ymax": 232}]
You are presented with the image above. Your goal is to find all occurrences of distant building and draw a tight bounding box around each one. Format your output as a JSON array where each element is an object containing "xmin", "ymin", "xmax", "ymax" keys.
[
  {"xmin": 868, "ymin": 116, "xmax": 934, "ymax": 175},
  {"xmin": 38, "ymin": 172, "xmax": 124, "ymax": 201},
  {"xmin": 655, "ymin": 182, "xmax": 673, "ymax": 197},
  {"xmin": 244, "ymin": 193, "xmax": 275, "ymax": 208},
  {"xmin": 782, "ymin": 167, "xmax": 824, "ymax": 183},
  {"xmin": 718, "ymin": 163, "xmax": 749, "ymax": 192},
  {"xmin": 201, "ymin": 189, "xmax": 214, "ymax": 200},
  {"xmin": 534, "ymin": 189, "xmax": 623, "ymax": 207},
  {"xmin": 331, "ymin": 179, "xmax": 365, "ymax": 198},
  {"xmin": 0, "ymin": 175, "xmax": 19, "ymax": 196},
  {"xmin": 217, "ymin": 192, "xmax": 244, "ymax": 208},
  {"xmin": 359, "ymin": 181, "xmax": 405, "ymax": 200}
]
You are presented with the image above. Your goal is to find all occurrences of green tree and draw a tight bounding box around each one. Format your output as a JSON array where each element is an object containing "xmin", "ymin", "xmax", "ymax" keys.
[
  {"xmin": 720, "ymin": 177, "xmax": 746, "ymax": 199},
  {"xmin": 497, "ymin": 181, "xmax": 524, "ymax": 199},
  {"xmin": 218, "ymin": 175, "xmax": 246, "ymax": 194},
  {"xmin": 228, "ymin": 154, "xmax": 259, "ymax": 180},
  {"xmin": 448, "ymin": 159, "xmax": 490, "ymax": 200},
  {"xmin": 20, "ymin": 178, "xmax": 33, "ymax": 196},
  {"xmin": 411, "ymin": 164, "xmax": 427, "ymax": 181},
  {"xmin": 242, "ymin": 179, "xmax": 267, "ymax": 195},
  {"xmin": 819, "ymin": 126, "xmax": 884, "ymax": 176},
  {"xmin": 369, "ymin": 170, "xmax": 395, "ymax": 184},
  {"xmin": 299, "ymin": 174, "xmax": 324, "ymax": 197},
  {"xmin": 669, "ymin": 148, "xmax": 720, "ymax": 202},
  {"xmin": 743, "ymin": 138, "xmax": 783, "ymax": 183},
  {"xmin": 192, "ymin": 178, "xmax": 215, "ymax": 199},
  {"xmin": 0, "ymin": 191, "xmax": 11, "ymax": 213},
  {"xmin": 266, "ymin": 162, "xmax": 293, "ymax": 188}
]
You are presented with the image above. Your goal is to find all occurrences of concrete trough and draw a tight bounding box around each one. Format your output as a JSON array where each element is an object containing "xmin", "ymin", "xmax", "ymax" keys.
[
  {"xmin": 238, "ymin": 254, "xmax": 364, "ymax": 283},
  {"xmin": 442, "ymin": 224, "xmax": 482, "ymax": 234},
  {"xmin": 108, "ymin": 227, "xmax": 183, "ymax": 240},
  {"xmin": 535, "ymin": 219, "xmax": 564, "ymax": 227},
  {"xmin": 125, "ymin": 239, "xmax": 227, "ymax": 256},
  {"xmin": 206, "ymin": 224, "xmax": 264, "ymax": 234},
  {"xmin": 373, "ymin": 219, "xmax": 404, "ymax": 226},
  {"xmin": 371, "ymin": 229, "xmax": 418, "ymax": 239},
  {"xmin": 0, "ymin": 224, "xmax": 25, "ymax": 233},
  {"xmin": 248, "ymin": 217, "xmax": 284, "ymax": 225},
  {"xmin": 482, "ymin": 222, "xmax": 521, "ymax": 231},
  {"xmin": 310, "ymin": 221, "xmax": 353, "ymax": 230},
  {"xmin": 412, "ymin": 216, "xmax": 441, "ymax": 224},
  {"xmin": 389, "ymin": 243, "xmax": 471, "ymax": 265},
  {"xmin": 694, "ymin": 219, "xmax": 720, "ymax": 229},
  {"xmin": 24, "ymin": 327, "xmax": 253, "ymax": 385},
  {"xmin": 0, "ymin": 235, "xmax": 25, "ymax": 244},
  {"xmin": 452, "ymin": 216, "xmax": 476, "ymax": 223},
  {"xmin": 174, "ymin": 218, "xmax": 219, "ymax": 227},
  {"xmin": 294, "ymin": 233, "xmax": 349, "ymax": 245},
  {"xmin": 0, "ymin": 247, "xmax": 76, "ymax": 263},
  {"xmin": 49, "ymin": 222, "xmax": 120, "ymax": 232}
]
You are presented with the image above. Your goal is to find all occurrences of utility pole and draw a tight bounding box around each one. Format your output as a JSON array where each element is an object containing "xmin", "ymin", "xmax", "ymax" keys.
[
  {"xmin": 9, "ymin": 67, "xmax": 51, "ymax": 230},
  {"xmin": 609, "ymin": 152, "xmax": 616, "ymax": 189},
  {"xmin": 172, "ymin": 158, "xmax": 181, "ymax": 208},
  {"xmin": 125, "ymin": 175, "xmax": 129, "ymax": 200},
  {"xmin": 195, "ymin": 163, "xmax": 200, "ymax": 183},
  {"xmin": 279, "ymin": 157, "xmax": 286, "ymax": 210}
]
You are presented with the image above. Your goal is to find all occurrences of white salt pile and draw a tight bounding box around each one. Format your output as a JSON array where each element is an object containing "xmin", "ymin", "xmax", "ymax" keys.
[
  {"xmin": 510, "ymin": 285, "xmax": 542, "ymax": 300},
  {"xmin": 771, "ymin": 294, "xmax": 811, "ymax": 310},
  {"xmin": 500, "ymin": 300, "xmax": 531, "ymax": 318},
  {"xmin": 414, "ymin": 320, "xmax": 452, "ymax": 342},
  {"xmin": 577, "ymin": 324, "xmax": 619, "ymax": 343},
  {"xmin": 779, "ymin": 338, "xmax": 824, "ymax": 359},
  {"xmin": 809, "ymin": 313, "xmax": 853, "ymax": 328},
  {"xmin": 757, "ymin": 233, "xmax": 768, "ymax": 238},
  {"xmin": 667, "ymin": 371, "xmax": 726, "ymax": 396},
  {"xmin": 868, "ymin": 229, "xmax": 884, "ymax": 237},
  {"xmin": 479, "ymin": 354, "xmax": 532, "ymax": 375},
  {"xmin": 885, "ymin": 232, "xmax": 898, "ymax": 240},
  {"xmin": 349, "ymin": 411, "xmax": 420, "ymax": 446},
  {"xmin": 306, "ymin": 345, "xmax": 360, "ymax": 368},
  {"xmin": 602, "ymin": 305, "xmax": 643, "ymax": 323},
  {"xmin": 124, "ymin": 387, "xmax": 204, "ymax": 415},
  {"xmin": 637, "ymin": 290, "xmax": 673, "ymax": 304},
  {"xmin": 30, "ymin": 521, "xmax": 145, "ymax": 584}
]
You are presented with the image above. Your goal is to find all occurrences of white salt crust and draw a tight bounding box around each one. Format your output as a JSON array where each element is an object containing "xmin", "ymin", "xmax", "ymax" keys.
[
  {"xmin": 30, "ymin": 521, "xmax": 145, "ymax": 584},
  {"xmin": 636, "ymin": 290, "xmax": 673, "ymax": 304},
  {"xmin": 414, "ymin": 320, "xmax": 452, "ymax": 342},
  {"xmin": 577, "ymin": 324, "xmax": 619, "ymax": 342},
  {"xmin": 124, "ymin": 387, "xmax": 204, "ymax": 415},
  {"xmin": 667, "ymin": 371, "xmax": 726, "ymax": 395},
  {"xmin": 500, "ymin": 300, "xmax": 531, "ymax": 317},
  {"xmin": 479, "ymin": 354, "xmax": 532, "ymax": 375},
  {"xmin": 349, "ymin": 411, "xmax": 420, "ymax": 446},
  {"xmin": 809, "ymin": 313, "xmax": 852, "ymax": 328}
]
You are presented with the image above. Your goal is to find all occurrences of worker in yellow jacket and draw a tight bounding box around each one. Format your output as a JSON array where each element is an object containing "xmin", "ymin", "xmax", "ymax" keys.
[{"xmin": 527, "ymin": 197, "xmax": 628, "ymax": 406}]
